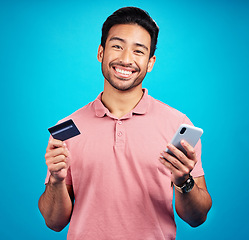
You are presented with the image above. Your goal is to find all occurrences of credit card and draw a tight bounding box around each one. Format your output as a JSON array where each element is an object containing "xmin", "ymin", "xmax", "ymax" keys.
[{"xmin": 48, "ymin": 119, "xmax": 81, "ymax": 141}]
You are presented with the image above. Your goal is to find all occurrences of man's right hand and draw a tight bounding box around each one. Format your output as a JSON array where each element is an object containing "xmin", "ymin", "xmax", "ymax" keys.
[{"xmin": 45, "ymin": 139, "xmax": 70, "ymax": 184}]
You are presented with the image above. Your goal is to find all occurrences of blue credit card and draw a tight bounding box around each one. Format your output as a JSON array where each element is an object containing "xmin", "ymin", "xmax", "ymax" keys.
[{"xmin": 48, "ymin": 119, "xmax": 81, "ymax": 141}]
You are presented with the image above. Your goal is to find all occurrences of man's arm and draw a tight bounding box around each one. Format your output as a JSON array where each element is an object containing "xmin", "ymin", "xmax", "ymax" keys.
[
  {"xmin": 160, "ymin": 140, "xmax": 212, "ymax": 227},
  {"xmin": 38, "ymin": 139, "xmax": 74, "ymax": 232},
  {"xmin": 174, "ymin": 176, "xmax": 212, "ymax": 227}
]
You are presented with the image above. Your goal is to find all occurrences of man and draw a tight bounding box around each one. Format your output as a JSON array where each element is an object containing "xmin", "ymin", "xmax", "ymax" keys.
[{"xmin": 39, "ymin": 7, "xmax": 212, "ymax": 240}]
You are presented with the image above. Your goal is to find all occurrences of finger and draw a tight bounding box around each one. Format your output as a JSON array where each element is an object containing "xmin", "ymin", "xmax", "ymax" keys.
[
  {"xmin": 159, "ymin": 156, "xmax": 181, "ymax": 174},
  {"xmin": 181, "ymin": 140, "xmax": 197, "ymax": 160},
  {"xmin": 46, "ymin": 154, "xmax": 68, "ymax": 165},
  {"xmin": 166, "ymin": 144, "xmax": 189, "ymax": 165},
  {"xmin": 167, "ymin": 143, "xmax": 196, "ymax": 172},
  {"xmin": 160, "ymin": 152, "xmax": 180, "ymax": 169},
  {"xmin": 160, "ymin": 151, "xmax": 189, "ymax": 173},
  {"xmin": 47, "ymin": 139, "xmax": 65, "ymax": 151},
  {"xmin": 45, "ymin": 147, "xmax": 69, "ymax": 159},
  {"xmin": 49, "ymin": 161, "xmax": 68, "ymax": 173},
  {"xmin": 159, "ymin": 155, "xmax": 191, "ymax": 186}
]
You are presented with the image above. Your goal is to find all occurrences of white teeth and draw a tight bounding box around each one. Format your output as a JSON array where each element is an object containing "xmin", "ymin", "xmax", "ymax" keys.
[{"xmin": 115, "ymin": 68, "xmax": 132, "ymax": 76}]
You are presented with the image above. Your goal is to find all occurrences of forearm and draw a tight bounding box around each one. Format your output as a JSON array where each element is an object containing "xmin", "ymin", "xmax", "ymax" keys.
[
  {"xmin": 175, "ymin": 179, "xmax": 212, "ymax": 227},
  {"xmin": 38, "ymin": 176, "xmax": 73, "ymax": 232}
]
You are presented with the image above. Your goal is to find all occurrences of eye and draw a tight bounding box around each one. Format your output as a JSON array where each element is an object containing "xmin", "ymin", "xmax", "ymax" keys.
[
  {"xmin": 134, "ymin": 49, "xmax": 144, "ymax": 55},
  {"xmin": 112, "ymin": 45, "xmax": 122, "ymax": 50}
]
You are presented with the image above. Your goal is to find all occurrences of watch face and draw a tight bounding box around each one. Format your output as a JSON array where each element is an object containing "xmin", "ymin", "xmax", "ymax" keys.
[
  {"xmin": 185, "ymin": 184, "xmax": 192, "ymax": 192},
  {"xmin": 182, "ymin": 176, "xmax": 194, "ymax": 193}
]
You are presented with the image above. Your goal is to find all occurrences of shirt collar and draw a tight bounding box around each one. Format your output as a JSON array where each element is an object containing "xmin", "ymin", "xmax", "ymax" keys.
[{"xmin": 93, "ymin": 88, "xmax": 150, "ymax": 118}]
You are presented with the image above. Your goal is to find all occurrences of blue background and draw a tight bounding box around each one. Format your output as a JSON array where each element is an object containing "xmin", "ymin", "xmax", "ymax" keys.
[{"xmin": 1, "ymin": 0, "xmax": 248, "ymax": 239}]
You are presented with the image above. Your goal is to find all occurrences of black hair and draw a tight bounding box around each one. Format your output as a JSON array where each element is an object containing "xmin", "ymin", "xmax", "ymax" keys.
[{"xmin": 101, "ymin": 7, "xmax": 159, "ymax": 58}]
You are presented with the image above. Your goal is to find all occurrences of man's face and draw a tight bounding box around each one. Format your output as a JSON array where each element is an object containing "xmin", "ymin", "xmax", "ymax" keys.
[{"xmin": 97, "ymin": 24, "xmax": 156, "ymax": 91}]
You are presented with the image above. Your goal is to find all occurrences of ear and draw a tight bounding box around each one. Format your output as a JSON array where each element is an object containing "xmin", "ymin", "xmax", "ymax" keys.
[
  {"xmin": 147, "ymin": 55, "xmax": 156, "ymax": 72},
  {"xmin": 97, "ymin": 45, "xmax": 104, "ymax": 62}
]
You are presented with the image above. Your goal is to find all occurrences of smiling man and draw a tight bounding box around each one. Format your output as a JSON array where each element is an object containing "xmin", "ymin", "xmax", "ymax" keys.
[
  {"xmin": 98, "ymin": 24, "xmax": 155, "ymax": 93},
  {"xmin": 39, "ymin": 7, "xmax": 212, "ymax": 240}
]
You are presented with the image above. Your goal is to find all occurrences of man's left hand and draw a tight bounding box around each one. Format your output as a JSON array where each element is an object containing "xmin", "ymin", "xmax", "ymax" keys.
[{"xmin": 159, "ymin": 140, "xmax": 197, "ymax": 186}]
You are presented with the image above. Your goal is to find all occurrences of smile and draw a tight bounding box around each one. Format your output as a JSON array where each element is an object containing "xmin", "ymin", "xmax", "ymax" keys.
[
  {"xmin": 113, "ymin": 66, "xmax": 137, "ymax": 78},
  {"xmin": 115, "ymin": 67, "xmax": 132, "ymax": 76}
]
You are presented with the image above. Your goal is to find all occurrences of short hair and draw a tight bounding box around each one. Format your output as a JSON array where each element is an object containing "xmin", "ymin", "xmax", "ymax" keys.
[{"xmin": 101, "ymin": 7, "xmax": 159, "ymax": 58}]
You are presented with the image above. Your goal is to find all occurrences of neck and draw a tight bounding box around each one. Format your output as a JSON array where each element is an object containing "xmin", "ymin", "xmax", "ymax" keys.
[{"xmin": 101, "ymin": 80, "xmax": 144, "ymax": 119}]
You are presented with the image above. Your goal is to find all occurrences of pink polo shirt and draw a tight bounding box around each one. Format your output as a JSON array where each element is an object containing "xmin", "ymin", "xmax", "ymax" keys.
[{"xmin": 45, "ymin": 89, "xmax": 204, "ymax": 240}]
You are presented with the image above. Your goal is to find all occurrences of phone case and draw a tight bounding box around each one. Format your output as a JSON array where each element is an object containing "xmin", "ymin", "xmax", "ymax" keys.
[{"xmin": 166, "ymin": 124, "xmax": 203, "ymax": 156}]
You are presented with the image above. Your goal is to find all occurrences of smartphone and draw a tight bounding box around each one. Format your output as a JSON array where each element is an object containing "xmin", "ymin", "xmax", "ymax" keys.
[{"xmin": 166, "ymin": 124, "xmax": 203, "ymax": 157}]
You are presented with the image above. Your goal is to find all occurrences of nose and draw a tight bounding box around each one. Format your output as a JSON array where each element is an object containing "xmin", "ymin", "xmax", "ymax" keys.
[{"xmin": 119, "ymin": 49, "xmax": 133, "ymax": 65}]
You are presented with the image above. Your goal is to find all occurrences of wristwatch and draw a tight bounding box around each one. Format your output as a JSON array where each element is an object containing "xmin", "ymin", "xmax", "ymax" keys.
[{"xmin": 174, "ymin": 175, "xmax": 195, "ymax": 193}]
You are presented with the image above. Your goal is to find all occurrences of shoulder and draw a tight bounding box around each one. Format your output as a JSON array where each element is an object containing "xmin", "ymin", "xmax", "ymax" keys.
[
  {"xmin": 146, "ymin": 94, "xmax": 197, "ymax": 135},
  {"xmin": 56, "ymin": 100, "xmax": 96, "ymax": 128},
  {"xmin": 59, "ymin": 101, "xmax": 94, "ymax": 123},
  {"xmin": 148, "ymin": 94, "xmax": 187, "ymax": 121}
]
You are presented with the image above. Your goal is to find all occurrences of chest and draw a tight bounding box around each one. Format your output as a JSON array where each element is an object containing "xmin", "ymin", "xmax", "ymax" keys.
[{"xmin": 68, "ymin": 115, "xmax": 176, "ymax": 193}]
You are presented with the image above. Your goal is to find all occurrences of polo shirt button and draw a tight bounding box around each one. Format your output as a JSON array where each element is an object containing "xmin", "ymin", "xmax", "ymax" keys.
[
  {"xmin": 117, "ymin": 121, "xmax": 122, "ymax": 125},
  {"xmin": 118, "ymin": 131, "xmax": 123, "ymax": 137}
]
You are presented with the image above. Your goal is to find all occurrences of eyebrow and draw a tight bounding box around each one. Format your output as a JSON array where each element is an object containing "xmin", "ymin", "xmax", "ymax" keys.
[{"xmin": 109, "ymin": 37, "xmax": 149, "ymax": 51}]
